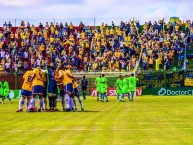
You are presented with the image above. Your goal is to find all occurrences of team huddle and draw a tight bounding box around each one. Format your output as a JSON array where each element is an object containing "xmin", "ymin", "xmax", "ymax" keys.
[
  {"xmin": 16, "ymin": 65, "xmax": 137, "ymax": 112},
  {"xmin": 16, "ymin": 65, "xmax": 85, "ymax": 112},
  {"xmin": 95, "ymin": 73, "xmax": 137, "ymax": 102}
]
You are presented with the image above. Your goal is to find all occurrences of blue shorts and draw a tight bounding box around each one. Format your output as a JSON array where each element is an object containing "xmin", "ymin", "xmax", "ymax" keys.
[
  {"xmin": 64, "ymin": 83, "xmax": 73, "ymax": 95},
  {"xmin": 32, "ymin": 85, "xmax": 44, "ymax": 95},
  {"xmin": 47, "ymin": 85, "xmax": 57, "ymax": 95},
  {"xmin": 20, "ymin": 89, "xmax": 32, "ymax": 97},
  {"xmin": 73, "ymin": 88, "xmax": 79, "ymax": 97},
  {"xmin": 60, "ymin": 90, "xmax": 64, "ymax": 97}
]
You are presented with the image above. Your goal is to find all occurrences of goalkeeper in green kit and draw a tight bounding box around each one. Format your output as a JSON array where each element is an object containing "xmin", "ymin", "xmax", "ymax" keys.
[
  {"xmin": 2, "ymin": 79, "xmax": 12, "ymax": 104},
  {"xmin": 115, "ymin": 75, "xmax": 123, "ymax": 102},
  {"xmin": 122, "ymin": 75, "xmax": 130, "ymax": 102},
  {"xmin": 95, "ymin": 74, "xmax": 102, "ymax": 101},
  {"xmin": 129, "ymin": 74, "xmax": 138, "ymax": 101},
  {"xmin": 101, "ymin": 74, "xmax": 108, "ymax": 102},
  {"xmin": 0, "ymin": 81, "xmax": 3, "ymax": 103}
]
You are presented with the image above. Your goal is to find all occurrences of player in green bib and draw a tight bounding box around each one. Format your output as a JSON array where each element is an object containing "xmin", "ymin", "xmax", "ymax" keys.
[
  {"xmin": 0, "ymin": 81, "xmax": 3, "ymax": 102},
  {"xmin": 115, "ymin": 75, "xmax": 123, "ymax": 101},
  {"xmin": 101, "ymin": 74, "xmax": 108, "ymax": 102},
  {"xmin": 2, "ymin": 79, "xmax": 12, "ymax": 104},
  {"xmin": 95, "ymin": 74, "xmax": 102, "ymax": 101},
  {"xmin": 129, "ymin": 74, "xmax": 137, "ymax": 101},
  {"xmin": 122, "ymin": 75, "xmax": 130, "ymax": 101}
]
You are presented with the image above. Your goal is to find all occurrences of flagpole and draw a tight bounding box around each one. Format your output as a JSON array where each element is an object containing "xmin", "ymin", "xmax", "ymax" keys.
[{"xmin": 162, "ymin": 18, "xmax": 164, "ymax": 32}]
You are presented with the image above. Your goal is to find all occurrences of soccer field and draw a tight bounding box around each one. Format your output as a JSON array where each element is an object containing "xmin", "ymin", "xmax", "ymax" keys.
[{"xmin": 1, "ymin": 96, "xmax": 193, "ymax": 145}]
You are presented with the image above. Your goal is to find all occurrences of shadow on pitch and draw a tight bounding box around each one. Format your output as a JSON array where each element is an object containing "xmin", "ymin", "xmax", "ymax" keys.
[
  {"xmin": 82, "ymin": 110, "xmax": 100, "ymax": 112},
  {"xmin": 38, "ymin": 110, "xmax": 101, "ymax": 113}
]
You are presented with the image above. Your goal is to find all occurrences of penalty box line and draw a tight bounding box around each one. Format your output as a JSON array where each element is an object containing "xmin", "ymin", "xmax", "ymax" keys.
[{"xmin": 5, "ymin": 128, "xmax": 193, "ymax": 132}]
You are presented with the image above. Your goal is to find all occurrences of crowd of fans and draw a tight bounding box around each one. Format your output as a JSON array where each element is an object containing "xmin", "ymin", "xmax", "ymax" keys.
[{"xmin": 0, "ymin": 19, "xmax": 192, "ymax": 74}]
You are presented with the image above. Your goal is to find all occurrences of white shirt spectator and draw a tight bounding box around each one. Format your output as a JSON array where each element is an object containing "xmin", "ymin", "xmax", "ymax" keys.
[
  {"xmin": 3, "ymin": 23, "xmax": 7, "ymax": 30},
  {"xmin": 5, "ymin": 54, "xmax": 10, "ymax": 60},
  {"xmin": 159, "ymin": 37, "xmax": 164, "ymax": 43},
  {"xmin": 14, "ymin": 63, "xmax": 18, "ymax": 71},
  {"xmin": 45, "ymin": 23, "xmax": 49, "ymax": 30},
  {"xmin": 24, "ymin": 51, "xmax": 28, "ymax": 59},
  {"xmin": 38, "ymin": 54, "xmax": 43, "ymax": 60},
  {"xmin": 120, "ymin": 41, "xmax": 124, "ymax": 47},
  {"xmin": 5, "ymin": 62, "xmax": 10, "ymax": 69},
  {"xmin": 77, "ymin": 32, "xmax": 80, "ymax": 39},
  {"xmin": 180, "ymin": 32, "xmax": 185, "ymax": 39},
  {"xmin": 36, "ymin": 59, "xmax": 41, "ymax": 66},
  {"xmin": 0, "ymin": 50, "xmax": 5, "ymax": 58}
]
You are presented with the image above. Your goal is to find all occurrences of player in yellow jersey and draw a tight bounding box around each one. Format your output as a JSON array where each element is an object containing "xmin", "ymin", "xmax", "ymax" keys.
[
  {"xmin": 72, "ymin": 80, "xmax": 84, "ymax": 111},
  {"xmin": 58, "ymin": 65, "xmax": 74, "ymax": 111},
  {"xmin": 56, "ymin": 66, "xmax": 65, "ymax": 111},
  {"xmin": 16, "ymin": 70, "xmax": 33, "ymax": 112},
  {"xmin": 30, "ymin": 66, "xmax": 46, "ymax": 112}
]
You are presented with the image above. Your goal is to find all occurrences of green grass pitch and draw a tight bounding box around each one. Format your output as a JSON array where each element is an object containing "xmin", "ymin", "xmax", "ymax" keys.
[{"xmin": 0, "ymin": 96, "xmax": 193, "ymax": 145}]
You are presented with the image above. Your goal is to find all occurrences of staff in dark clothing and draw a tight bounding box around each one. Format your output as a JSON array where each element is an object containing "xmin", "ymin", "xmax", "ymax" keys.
[{"xmin": 81, "ymin": 76, "xmax": 88, "ymax": 100}]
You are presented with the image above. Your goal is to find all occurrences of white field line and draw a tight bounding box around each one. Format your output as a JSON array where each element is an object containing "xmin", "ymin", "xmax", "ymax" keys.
[
  {"xmin": 2, "ymin": 123, "xmax": 193, "ymax": 125},
  {"xmin": 4, "ymin": 128, "xmax": 193, "ymax": 132}
]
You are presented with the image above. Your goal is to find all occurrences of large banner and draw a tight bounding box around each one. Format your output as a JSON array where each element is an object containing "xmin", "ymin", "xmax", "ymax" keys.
[
  {"xmin": 184, "ymin": 70, "xmax": 193, "ymax": 86},
  {"xmin": 137, "ymin": 70, "xmax": 184, "ymax": 89},
  {"xmin": 90, "ymin": 88, "xmax": 142, "ymax": 96},
  {"xmin": 155, "ymin": 87, "xmax": 193, "ymax": 96}
]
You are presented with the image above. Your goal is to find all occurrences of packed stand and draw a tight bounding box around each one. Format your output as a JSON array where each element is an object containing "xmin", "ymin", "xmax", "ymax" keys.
[
  {"xmin": 140, "ymin": 20, "xmax": 193, "ymax": 71},
  {"xmin": 0, "ymin": 19, "xmax": 192, "ymax": 74}
]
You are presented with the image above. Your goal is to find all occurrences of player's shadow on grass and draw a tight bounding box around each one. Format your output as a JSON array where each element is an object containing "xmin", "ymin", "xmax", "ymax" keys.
[
  {"xmin": 81, "ymin": 110, "xmax": 100, "ymax": 112},
  {"xmin": 46, "ymin": 110, "xmax": 100, "ymax": 113},
  {"xmin": 63, "ymin": 110, "xmax": 100, "ymax": 113}
]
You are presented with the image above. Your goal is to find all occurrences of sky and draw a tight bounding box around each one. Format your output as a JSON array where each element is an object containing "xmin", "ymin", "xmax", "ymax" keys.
[{"xmin": 0, "ymin": 0, "xmax": 192, "ymax": 26}]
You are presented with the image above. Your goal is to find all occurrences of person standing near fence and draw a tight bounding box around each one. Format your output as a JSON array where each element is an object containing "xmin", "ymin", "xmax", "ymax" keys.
[
  {"xmin": 2, "ymin": 78, "xmax": 12, "ymax": 104},
  {"xmin": 81, "ymin": 75, "xmax": 88, "ymax": 100}
]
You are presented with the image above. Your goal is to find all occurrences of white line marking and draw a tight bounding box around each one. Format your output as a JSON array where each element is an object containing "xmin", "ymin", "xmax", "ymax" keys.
[{"xmin": 4, "ymin": 128, "xmax": 193, "ymax": 132}]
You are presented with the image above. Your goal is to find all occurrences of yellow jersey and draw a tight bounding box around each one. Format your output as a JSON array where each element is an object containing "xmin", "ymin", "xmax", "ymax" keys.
[
  {"xmin": 73, "ymin": 81, "xmax": 79, "ymax": 89},
  {"xmin": 105, "ymin": 29, "xmax": 110, "ymax": 35},
  {"xmin": 62, "ymin": 69, "xmax": 73, "ymax": 86},
  {"xmin": 32, "ymin": 68, "xmax": 44, "ymax": 86},
  {"xmin": 22, "ymin": 71, "xmax": 34, "ymax": 92},
  {"xmin": 149, "ymin": 57, "xmax": 153, "ymax": 65},
  {"xmin": 50, "ymin": 37, "xmax": 55, "ymax": 43},
  {"xmin": 10, "ymin": 34, "xmax": 14, "ymax": 39},
  {"xmin": 42, "ymin": 74, "xmax": 47, "ymax": 87},
  {"xmin": 55, "ymin": 71, "xmax": 63, "ymax": 90},
  {"xmin": 58, "ymin": 69, "xmax": 65, "ymax": 81}
]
